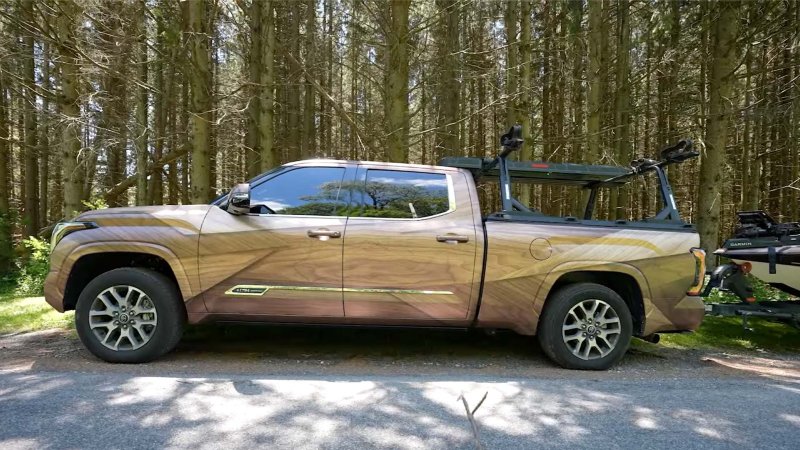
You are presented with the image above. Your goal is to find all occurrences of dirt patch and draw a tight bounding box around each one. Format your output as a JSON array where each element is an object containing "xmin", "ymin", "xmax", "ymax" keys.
[{"xmin": 701, "ymin": 354, "xmax": 800, "ymax": 380}]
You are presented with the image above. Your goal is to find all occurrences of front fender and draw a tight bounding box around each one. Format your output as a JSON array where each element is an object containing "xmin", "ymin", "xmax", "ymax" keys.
[{"xmin": 51, "ymin": 241, "xmax": 197, "ymax": 307}]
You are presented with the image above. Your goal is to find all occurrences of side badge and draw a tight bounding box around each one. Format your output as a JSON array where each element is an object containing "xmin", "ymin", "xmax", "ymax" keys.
[{"xmin": 225, "ymin": 285, "xmax": 270, "ymax": 296}]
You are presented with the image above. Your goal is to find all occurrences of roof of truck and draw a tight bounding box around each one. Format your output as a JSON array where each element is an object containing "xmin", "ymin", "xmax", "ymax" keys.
[{"xmin": 438, "ymin": 156, "xmax": 633, "ymax": 186}]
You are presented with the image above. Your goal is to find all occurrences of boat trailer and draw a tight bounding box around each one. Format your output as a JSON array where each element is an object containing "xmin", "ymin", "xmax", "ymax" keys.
[{"xmin": 701, "ymin": 263, "xmax": 800, "ymax": 331}]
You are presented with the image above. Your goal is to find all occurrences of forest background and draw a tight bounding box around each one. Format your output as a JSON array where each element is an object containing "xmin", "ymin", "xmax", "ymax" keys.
[{"xmin": 0, "ymin": 0, "xmax": 797, "ymax": 286}]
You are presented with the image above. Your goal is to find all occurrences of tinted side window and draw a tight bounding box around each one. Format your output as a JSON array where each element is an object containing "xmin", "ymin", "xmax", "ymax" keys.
[
  {"xmin": 351, "ymin": 170, "xmax": 450, "ymax": 218},
  {"xmin": 250, "ymin": 167, "xmax": 346, "ymax": 216}
]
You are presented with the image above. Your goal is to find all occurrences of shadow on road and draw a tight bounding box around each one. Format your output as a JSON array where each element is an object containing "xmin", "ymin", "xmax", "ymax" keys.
[{"xmin": 1, "ymin": 364, "xmax": 799, "ymax": 449}]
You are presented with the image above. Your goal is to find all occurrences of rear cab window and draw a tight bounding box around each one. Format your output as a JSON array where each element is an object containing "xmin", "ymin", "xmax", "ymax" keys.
[{"xmin": 348, "ymin": 169, "xmax": 453, "ymax": 219}]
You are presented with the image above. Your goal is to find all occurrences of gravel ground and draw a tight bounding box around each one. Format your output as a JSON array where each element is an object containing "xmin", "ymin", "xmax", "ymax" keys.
[
  {"xmin": 1, "ymin": 324, "xmax": 799, "ymax": 379},
  {"xmin": 0, "ymin": 325, "xmax": 799, "ymax": 449},
  {"xmin": 0, "ymin": 325, "xmax": 741, "ymax": 379}
]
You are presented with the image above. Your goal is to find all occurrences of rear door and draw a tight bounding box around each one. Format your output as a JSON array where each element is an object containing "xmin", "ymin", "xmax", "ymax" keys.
[
  {"xmin": 199, "ymin": 164, "xmax": 351, "ymax": 317},
  {"xmin": 341, "ymin": 165, "xmax": 480, "ymax": 322}
]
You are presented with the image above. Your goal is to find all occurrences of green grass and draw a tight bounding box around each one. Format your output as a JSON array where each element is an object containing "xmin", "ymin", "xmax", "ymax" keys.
[
  {"xmin": 0, "ymin": 293, "xmax": 74, "ymax": 335},
  {"xmin": 659, "ymin": 316, "xmax": 800, "ymax": 353}
]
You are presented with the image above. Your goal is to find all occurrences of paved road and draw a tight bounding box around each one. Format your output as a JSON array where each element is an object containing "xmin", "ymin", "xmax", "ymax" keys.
[{"xmin": 1, "ymin": 368, "xmax": 798, "ymax": 449}]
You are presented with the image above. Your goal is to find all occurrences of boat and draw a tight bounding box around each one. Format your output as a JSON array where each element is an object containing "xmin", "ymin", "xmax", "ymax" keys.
[{"xmin": 714, "ymin": 210, "xmax": 800, "ymax": 297}]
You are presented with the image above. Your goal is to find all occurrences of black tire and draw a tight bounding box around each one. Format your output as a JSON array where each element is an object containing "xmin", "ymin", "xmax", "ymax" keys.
[
  {"xmin": 537, "ymin": 282, "xmax": 633, "ymax": 370},
  {"xmin": 75, "ymin": 268, "xmax": 186, "ymax": 363}
]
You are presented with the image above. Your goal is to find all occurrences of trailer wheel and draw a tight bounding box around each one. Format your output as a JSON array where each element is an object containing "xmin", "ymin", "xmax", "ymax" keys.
[{"xmin": 538, "ymin": 283, "xmax": 632, "ymax": 370}]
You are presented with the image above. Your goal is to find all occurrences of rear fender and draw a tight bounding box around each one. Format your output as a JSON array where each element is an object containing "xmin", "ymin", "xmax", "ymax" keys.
[{"xmin": 534, "ymin": 261, "xmax": 652, "ymax": 331}]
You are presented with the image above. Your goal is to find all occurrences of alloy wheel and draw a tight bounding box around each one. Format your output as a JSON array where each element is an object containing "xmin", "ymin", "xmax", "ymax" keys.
[
  {"xmin": 88, "ymin": 285, "xmax": 158, "ymax": 351},
  {"xmin": 561, "ymin": 298, "xmax": 622, "ymax": 360}
]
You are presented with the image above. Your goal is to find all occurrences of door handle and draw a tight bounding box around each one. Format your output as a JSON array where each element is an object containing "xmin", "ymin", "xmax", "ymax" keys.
[
  {"xmin": 436, "ymin": 234, "xmax": 470, "ymax": 244},
  {"xmin": 307, "ymin": 229, "xmax": 341, "ymax": 238}
]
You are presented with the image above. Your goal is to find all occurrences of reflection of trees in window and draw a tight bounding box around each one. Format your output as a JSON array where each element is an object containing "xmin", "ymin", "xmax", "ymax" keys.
[
  {"xmin": 361, "ymin": 181, "xmax": 447, "ymax": 218},
  {"xmin": 327, "ymin": 172, "xmax": 450, "ymax": 218},
  {"xmin": 250, "ymin": 167, "xmax": 347, "ymax": 216},
  {"xmin": 279, "ymin": 181, "xmax": 345, "ymax": 215},
  {"xmin": 259, "ymin": 173, "xmax": 449, "ymax": 218}
]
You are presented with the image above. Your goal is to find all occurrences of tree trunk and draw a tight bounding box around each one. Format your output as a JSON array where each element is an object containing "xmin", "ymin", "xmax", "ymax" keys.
[
  {"xmin": 259, "ymin": 0, "xmax": 277, "ymax": 171},
  {"xmin": 697, "ymin": 1, "xmax": 741, "ymax": 262},
  {"xmin": 518, "ymin": 0, "xmax": 533, "ymax": 206},
  {"xmin": 568, "ymin": 0, "xmax": 584, "ymax": 213},
  {"xmin": 322, "ymin": 0, "xmax": 333, "ymax": 158},
  {"xmin": 21, "ymin": 0, "xmax": 39, "ymax": 235},
  {"xmin": 792, "ymin": 1, "xmax": 800, "ymax": 220},
  {"xmin": 434, "ymin": 0, "xmax": 461, "ymax": 160},
  {"xmin": 613, "ymin": 0, "xmax": 631, "ymax": 220},
  {"xmin": 245, "ymin": 0, "xmax": 262, "ymax": 178},
  {"xmin": 39, "ymin": 43, "xmax": 51, "ymax": 223},
  {"xmin": 57, "ymin": 0, "xmax": 84, "ymax": 218},
  {"xmin": 586, "ymin": 0, "xmax": 603, "ymax": 164},
  {"xmin": 503, "ymin": 0, "xmax": 519, "ymax": 129},
  {"xmin": 188, "ymin": 0, "xmax": 212, "ymax": 203},
  {"xmin": 741, "ymin": 41, "xmax": 753, "ymax": 209},
  {"xmin": 385, "ymin": 0, "xmax": 411, "ymax": 162},
  {"xmin": 302, "ymin": 0, "xmax": 316, "ymax": 158},
  {"xmin": 150, "ymin": 17, "xmax": 166, "ymax": 205},
  {"xmin": 286, "ymin": 7, "xmax": 302, "ymax": 161},
  {"xmin": 135, "ymin": 0, "xmax": 149, "ymax": 205},
  {"xmin": 0, "ymin": 64, "xmax": 12, "ymax": 270}
]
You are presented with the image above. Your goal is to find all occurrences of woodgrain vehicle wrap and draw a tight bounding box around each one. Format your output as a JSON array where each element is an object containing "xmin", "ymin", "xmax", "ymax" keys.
[{"xmin": 45, "ymin": 157, "xmax": 705, "ymax": 369}]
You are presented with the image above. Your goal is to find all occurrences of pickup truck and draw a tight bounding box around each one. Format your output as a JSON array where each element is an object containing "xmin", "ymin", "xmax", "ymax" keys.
[{"xmin": 45, "ymin": 127, "xmax": 707, "ymax": 370}]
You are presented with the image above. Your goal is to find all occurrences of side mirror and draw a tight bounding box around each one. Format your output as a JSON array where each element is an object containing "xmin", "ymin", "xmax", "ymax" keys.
[{"xmin": 226, "ymin": 183, "xmax": 250, "ymax": 215}]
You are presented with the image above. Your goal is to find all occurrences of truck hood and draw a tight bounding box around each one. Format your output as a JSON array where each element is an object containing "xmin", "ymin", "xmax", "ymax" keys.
[{"xmin": 76, "ymin": 204, "xmax": 215, "ymax": 231}]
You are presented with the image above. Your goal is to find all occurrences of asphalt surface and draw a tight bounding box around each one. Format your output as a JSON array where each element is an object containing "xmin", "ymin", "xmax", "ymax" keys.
[
  {"xmin": 0, "ymin": 328, "xmax": 799, "ymax": 449},
  {"xmin": 1, "ymin": 370, "xmax": 799, "ymax": 449}
]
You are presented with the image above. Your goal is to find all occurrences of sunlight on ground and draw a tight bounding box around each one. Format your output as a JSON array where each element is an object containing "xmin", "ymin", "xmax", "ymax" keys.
[{"xmin": 0, "ymin": 296, "xmax": 73, "ymax": 335}]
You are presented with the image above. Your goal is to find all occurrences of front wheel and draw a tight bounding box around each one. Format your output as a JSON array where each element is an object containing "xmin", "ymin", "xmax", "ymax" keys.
[
  {"xmin": 75, "ymin": 268, "xmax": 186, "ymax": 363},
  {"xmin": 537, "ymin": 283, "xmax": 633, "ymax": 370}
]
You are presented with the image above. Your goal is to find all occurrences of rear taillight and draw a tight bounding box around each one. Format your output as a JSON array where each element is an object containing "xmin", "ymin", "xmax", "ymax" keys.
[{"xmin": 687, "ymin": 248, "xmax": 706, "ymax": 296}]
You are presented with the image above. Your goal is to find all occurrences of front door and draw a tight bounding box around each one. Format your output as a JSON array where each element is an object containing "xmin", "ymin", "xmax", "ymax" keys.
[
  {"xmin": 342, "ymin": 166, "xmax": 480, "ymax": 322},
  {"xmin": 199, "ymin": 165, "xmax": 350, "ymax": 317}
]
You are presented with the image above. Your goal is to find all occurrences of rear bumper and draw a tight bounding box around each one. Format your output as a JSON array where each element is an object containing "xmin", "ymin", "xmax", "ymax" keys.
[
  {"xmin": 672, "ymin": 295, "xmax": 706, "ymax": 331},
  {"xmin": 44, "ymin": 269, "xmax": 65, "ymax": 312},
  {"xmin": 647, "ymin": 295, "xmax": 705, "ymax": 334}
]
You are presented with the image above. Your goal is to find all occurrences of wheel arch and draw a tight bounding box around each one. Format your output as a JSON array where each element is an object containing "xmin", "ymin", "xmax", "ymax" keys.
[
  {"xmin": 535, "ymin": 263, "xmax": 652, "ymax": 336},
  {"xmin": 59, "ymin": 242, "xmax": 194, "ymax": 312}
]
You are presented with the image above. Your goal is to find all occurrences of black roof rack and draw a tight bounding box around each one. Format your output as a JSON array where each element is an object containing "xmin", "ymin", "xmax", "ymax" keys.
[
  {"xmin": 438, "ymin": 156, "xmax": 632, "ymax": 186},
  {"xmin": 440, "ymin": 125, "xmax": 698, "ymax": 222}
]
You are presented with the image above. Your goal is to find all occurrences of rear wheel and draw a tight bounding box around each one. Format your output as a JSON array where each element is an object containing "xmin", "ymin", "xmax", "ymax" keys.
[
  {"xmin": 537, "ymin": 283, "xmax": 632, "ymax": 370},
  {"xmin": 75, "ymin": 268, "xmax": 185, "ymax": 363}
]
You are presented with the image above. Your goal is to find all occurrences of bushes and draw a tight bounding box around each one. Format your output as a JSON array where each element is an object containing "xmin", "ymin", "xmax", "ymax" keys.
[{"xmin": 14, "ymin": 237, "xmax": 50, "ymax": 297}]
